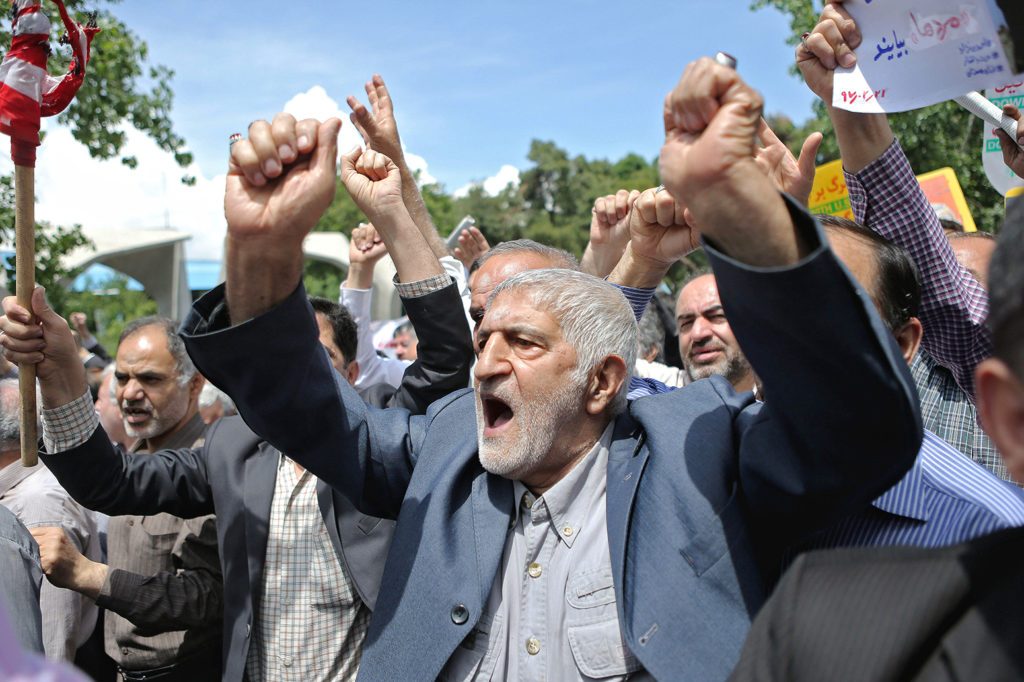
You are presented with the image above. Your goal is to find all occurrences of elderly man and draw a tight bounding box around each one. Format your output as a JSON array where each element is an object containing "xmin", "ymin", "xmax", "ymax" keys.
[
  {"xmin": 25, "ymin": 316, "xmax": 222, "ymax": 681},
  {"xmin": 1, "ymin": 118, "xmax": 471, "ymax": 682},
  {"xmin": 163, "ymin": 59, "xmax": 920, "ymax": 681}
]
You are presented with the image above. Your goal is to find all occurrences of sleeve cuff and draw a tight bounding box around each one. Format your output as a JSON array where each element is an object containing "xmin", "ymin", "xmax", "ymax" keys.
[
  {"xmin": 394, "ymin": 273, "xmax": 454, "ymax": 298},
  {"xmin": 41, "ymin": 390, "xmax": 100, "ymax": 453}
]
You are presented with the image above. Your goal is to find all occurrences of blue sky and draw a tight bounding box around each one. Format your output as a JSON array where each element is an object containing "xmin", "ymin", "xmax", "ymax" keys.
[{"xmin": 7, "ymin": 0, "xmax": 824, "ymax": 260}]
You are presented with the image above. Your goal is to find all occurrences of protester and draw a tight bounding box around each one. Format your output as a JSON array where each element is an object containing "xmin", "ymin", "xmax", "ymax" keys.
[
  {"xmin": 174, "ymin": 58, "xmax": 920, "ymax": 680},
  {"xmin": 797, "ymin": 0, "xmax": 1009, "ymax": 480},
  {"xmin": 392, "ymin": 321, "xmax": 418, "ymax": 361},
  {"xmin": 0, "ymin": 503, "xmax": 44, "ymax": 653},
  {"xmin": 0, "ymin": 379, "xmax": 101, "ymax": 662},
  {"xmin": 94, "ymin": 364, "xmax": 128, "ymax": 448},
  {"xmin": 674, "ymin": 269, "xmax": 755, "ymax": 392},
  {"xmin": 729, "ymin": 198, "xmax": 1024, "ymax": 682},
  {"xmin": 21, "ymin": 316, "xmax": 223, "ymax": 680}
]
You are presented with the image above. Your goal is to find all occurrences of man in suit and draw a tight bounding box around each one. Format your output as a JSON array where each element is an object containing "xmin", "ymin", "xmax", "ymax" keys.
[
  {"xmin": 173, "ymin": 59, "xmax": 920, "ymax": 680},
  {"xmin": 0, "ymin": 196, "xmax": 471, "ymax": 681},
  {"xmin": 728, "ymin": 199, "xmax": 1024, "ymax": 682}
]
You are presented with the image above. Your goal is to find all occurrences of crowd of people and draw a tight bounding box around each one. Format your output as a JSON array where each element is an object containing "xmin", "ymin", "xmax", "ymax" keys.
[{"xmin": 1, "ymin": 1, "xmax": 1023, "ymax": 680}]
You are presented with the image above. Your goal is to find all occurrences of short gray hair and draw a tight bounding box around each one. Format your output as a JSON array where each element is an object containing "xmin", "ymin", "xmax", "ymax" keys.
[
  {"xmin": 119, "ymin": 316, "xmax": 196, "ymax": 386},
  {"xmin": 490, "ymin": 269, "xmax": 637, "ymax": 415},
  {"xmin": 199, "ymin": 382, "xmax": 235, "ymax": 412},
  {"xmin": 476, "ymin": 239, "xmax": 579, "ymax": 272},
  {"xmin": 0, "ymin": 378, "xmax": 40, "ymax": 444},
  {"xmin": 637, "ymin": 306, "xmax": 665, "ymax": 362}
]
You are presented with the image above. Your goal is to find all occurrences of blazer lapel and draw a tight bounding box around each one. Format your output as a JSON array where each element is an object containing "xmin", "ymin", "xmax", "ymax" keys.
[
  {"xmin": 606, "ymin": 413, "xmax": 648, "ymax": 644},
  {"xmin": 471, "ymin": 470, "xmax": 514, "ymax": 606},
  {"xmin": 243, "ymin": 444, "xmax": 279, "ymax": 603}
]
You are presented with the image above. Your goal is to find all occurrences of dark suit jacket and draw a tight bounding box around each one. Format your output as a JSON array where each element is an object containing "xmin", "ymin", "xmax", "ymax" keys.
[
  {"xmin": 42, "ymin": 282, "xmax": 472, "ymax": 682},
  {"xmin": 182, "ymin": 202, "xmax": 922, "ymax": 681},
  {"xmin": 730, "ymin": 525, "xmax": 1024, "ymax": 681}
]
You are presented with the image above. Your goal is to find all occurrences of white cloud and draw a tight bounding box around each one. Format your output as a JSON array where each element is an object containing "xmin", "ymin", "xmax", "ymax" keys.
[
  {"xmin": 453, "ymin": 164, "xmax": 521, "ymax": 198},
  {"xmin": 0, "ymin": 121, "xmax": 227, "ymax": 261},
  {"xmin": 284, "ymin": 86, "xmax": 436, "ymax": 186},
  {"xmin": 0, "ymin": 84, "xmax": 441, "ymax": 265}
]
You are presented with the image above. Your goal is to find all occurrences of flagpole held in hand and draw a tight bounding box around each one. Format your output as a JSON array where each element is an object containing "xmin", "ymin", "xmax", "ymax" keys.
[{"xmin": 0, "ymin": 1, "xmax": 99, "ymax": 465}]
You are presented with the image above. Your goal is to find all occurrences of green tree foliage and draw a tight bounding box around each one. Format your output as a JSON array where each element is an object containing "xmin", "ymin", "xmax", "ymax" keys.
[
  {"xmin": 754, "ymin": 0, "xmax": 1005, "ymax": 232},
  {"xmin": 2, "ymin": 1, "xmax": 194, "ymax": 315},
  {"xmin": 64, "ymin": 272, "xmax": 159, "ymax": 351},
  {"xmin": 302, "ymin": 143, "xmax": 662, "ymax": 296}
]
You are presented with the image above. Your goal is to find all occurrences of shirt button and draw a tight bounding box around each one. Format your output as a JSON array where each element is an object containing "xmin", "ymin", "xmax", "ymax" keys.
[
  {"xmin": 528, "ymin": 563, "xmax": 542, "ymax": 578},
  {"xmin": 284, "ymin": 541, "xmax": 295, "ymax": 550},
  {"xmin": 562, "ymin": 525, "xmax": 574, "ymax": 537},
  {"xmin": 283, "ymin": 656, "xmax": 292, "ymax": 667},
  {"xmin": 127, "ymin": 519, "xmax": 134, "ymax": 526},
  {"xmin": 526, "ymin": 637, "xmax": 541, "ymax": 655},
  {"xmin": 451, "ymin": 604, "xmax": 469, "ymax": 625},
  {"xmin": 522, "ymin": 495, "xmax": 533, "ymax": 509},
  {"xmin": 245, "ymin": 624, "xmax": 251, "ymax": 638},
  {"xmin": 121, "ymin": 647, "xmax": 130, "ymax": 655}
]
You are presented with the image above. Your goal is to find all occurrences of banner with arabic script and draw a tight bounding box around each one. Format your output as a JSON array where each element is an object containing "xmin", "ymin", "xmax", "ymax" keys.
[{"xmin": 832, "ymin": 0, "xmax": 1022, "ymax": 113}]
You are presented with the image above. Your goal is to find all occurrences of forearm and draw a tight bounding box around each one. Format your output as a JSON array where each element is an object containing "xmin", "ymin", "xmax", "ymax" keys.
[
  {"xmin": 97, "ymin": 516, "xmax": 222, "ymax": 633},
  {"xmin": 397, "ymin": 161, "xmax": 447, "ymax": 259},
  {"xmin": 345, "ymin": 260, "xmax": 376, "ymax": 290},
  {"xmin": 845, "ymin": 139, "xmax": 990, "ymax": 395},
  {"xmin": 225, "ymin": 233, "xmax": 304, "ymax": 325},
  {"xmin": 372, "ymin": 208, "xmax": 445, "ymax": 283},
  {"xmin": 692, "ymin": 170, "xmax": 810, "ymax": 268},
  {"xmin": 828, "ymin": 107, "xmax": 895, "ymax": 174},
  {"xmin": 96, "ymin": 566, "xmax": 222, "ymax": 633},
  {"xmin": 607, "ymin": 243, "xmax": 672, "ymax": 290}
]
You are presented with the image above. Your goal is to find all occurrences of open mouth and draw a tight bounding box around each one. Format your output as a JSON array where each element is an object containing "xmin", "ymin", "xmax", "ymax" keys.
[
  {"xmin": 481, "ymin": 395, "xmax": 514, "ymax": 436},
  {"xmin": 122, "ymin": 406, "xmax": 152, "ymax": 424}
]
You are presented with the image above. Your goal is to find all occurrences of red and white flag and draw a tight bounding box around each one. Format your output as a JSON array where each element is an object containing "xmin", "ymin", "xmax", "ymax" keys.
[{"xmin": 0, "ymin": 0, "xmax": 98, "ymax": 166}]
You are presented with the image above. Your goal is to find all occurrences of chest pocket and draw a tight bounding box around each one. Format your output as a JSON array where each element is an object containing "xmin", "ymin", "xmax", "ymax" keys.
[
  {"xmin": 138, "ymin": 514, "xmax": 182, "ymax": 553},
  {"xmin": 566, "ymin": 569, "xmax": 641, "ymax": 679}
]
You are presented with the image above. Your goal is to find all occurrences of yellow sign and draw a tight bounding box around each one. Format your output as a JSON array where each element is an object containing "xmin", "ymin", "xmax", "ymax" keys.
[
  {"xmin": 917, "ymin": 168, "xmax": 976, "ymax": 232},
  {"xmin": 808, "ymin": 159, "xmax": 853, "ymax": 220},
  {"xmin": 809, "ymin": 161, "xmax": 976, "ymax": 231}
]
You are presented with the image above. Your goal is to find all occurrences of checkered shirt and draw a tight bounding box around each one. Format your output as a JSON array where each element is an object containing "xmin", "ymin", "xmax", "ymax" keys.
[
  {"xmin": 245, "ymin": 456, "xmax": 368, "ymax": 682},
  {"xmin": 912, "ymin": 350, "xmax": 1009, "ymax": 482},
  {"xmin": 393, "ymin": 272, "xmax": 452, "ymax": 298},
  {"xmin": 845, "ymin": 139, "xmax": 990, "ymax": 399},
  {"xmin": 41, "ymin": 390, "xmax": 99, "ymax": 453}
]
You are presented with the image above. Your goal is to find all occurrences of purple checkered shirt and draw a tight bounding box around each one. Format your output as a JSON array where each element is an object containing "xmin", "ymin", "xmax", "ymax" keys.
[{"xmin": 845, "ymin": 139, "xmax": 990, "ymax": 399}]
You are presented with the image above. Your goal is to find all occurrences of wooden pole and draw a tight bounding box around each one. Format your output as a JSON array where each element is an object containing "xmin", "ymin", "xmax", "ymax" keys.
[{"xmin": 15, "ymin": 163, "xmax": 36, "ymax": 467}]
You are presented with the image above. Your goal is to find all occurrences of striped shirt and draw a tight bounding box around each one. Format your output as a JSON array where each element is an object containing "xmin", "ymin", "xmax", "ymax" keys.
[
  {"xmin": 617, "ymin": 284, "xmax": 675, "ymax": 400},
  {"xmin": 786, "ymin": 430, "xmax": 1024, "ymax": 560}
]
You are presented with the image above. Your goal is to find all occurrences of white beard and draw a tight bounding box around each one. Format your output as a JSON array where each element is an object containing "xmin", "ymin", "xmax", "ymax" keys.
[{"xmin": 476, "ymin": 370, "xmax": 587, "ymax": 480}]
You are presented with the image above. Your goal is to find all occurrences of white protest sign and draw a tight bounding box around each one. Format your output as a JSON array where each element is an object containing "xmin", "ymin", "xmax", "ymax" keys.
[
  {"xmin": 832, "ymin": 0, "xmax": 1021, "ymax": 113},
  {"xmin": 982, "ymin": 81, "xmax": 1024, "ymax": 195}
]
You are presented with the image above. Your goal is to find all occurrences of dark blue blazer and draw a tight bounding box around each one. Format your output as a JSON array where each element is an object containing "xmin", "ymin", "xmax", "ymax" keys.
[
  {"xmin": 182, "ymin": 208, "xmax": 922, "ymax": 680},
  {"xmin": 43, "ymin": 282, "xmax": 472, "ymax": 682}
]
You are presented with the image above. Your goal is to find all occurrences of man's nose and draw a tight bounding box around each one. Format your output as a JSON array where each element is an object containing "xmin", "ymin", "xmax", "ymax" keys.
[
  {"xmin": 691, "ymin": 316, "xmax": 714, "ymax": 342},
  {"xmin": 120, "ymin": 378, "xmax": 144, "ymax": 402},
  {"xmin": 473, "ymin": 336, "xmax": 511, "ymax": 383}
]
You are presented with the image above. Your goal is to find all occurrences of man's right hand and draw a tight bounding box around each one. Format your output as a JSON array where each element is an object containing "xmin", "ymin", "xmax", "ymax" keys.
[
  {"xmin": 226, "ymin": 113, "xmax": 341, "ymax": 248},
  {"xmin": 797, "ymin": 0, "xmax": 860, "ymax": 104},
  {"xmin": 580, "ymin": 190, "xmax": 639, "ymax": 277},
  {"xmin": 0, "ymin": 287, "xmax": 88, "ymax": 408},
  {"xmin": 996, "ymin": 104, "xmax": 1024, "ymax": 176}
]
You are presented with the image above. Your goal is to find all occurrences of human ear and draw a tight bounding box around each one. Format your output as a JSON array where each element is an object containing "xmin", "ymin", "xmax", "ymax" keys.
[
  {"xmin": 585, "ymin": 355, "xmax": 628, "ymax": 415},
  {"xmin": 976, "ymin": 358, "xmax": 1024, "ymax": 481}
]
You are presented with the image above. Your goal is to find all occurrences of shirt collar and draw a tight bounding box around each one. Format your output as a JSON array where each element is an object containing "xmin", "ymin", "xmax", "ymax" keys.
[
  {"xmin": 0, "ymin": 459, "xmax": 42, "ymax": 497},
  {"xmin": 512, "ymin": 422, "xmax": 614, "ymax": 548},
  {"xmin": 871, "ymin": 445, "xmax": 927, "ymax": 523}
]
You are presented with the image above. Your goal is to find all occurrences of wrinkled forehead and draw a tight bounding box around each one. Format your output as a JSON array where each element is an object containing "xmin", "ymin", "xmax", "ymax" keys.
[{"xmin": 676, "ymin": 274, "xmax": 721, "ymax": 316}]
